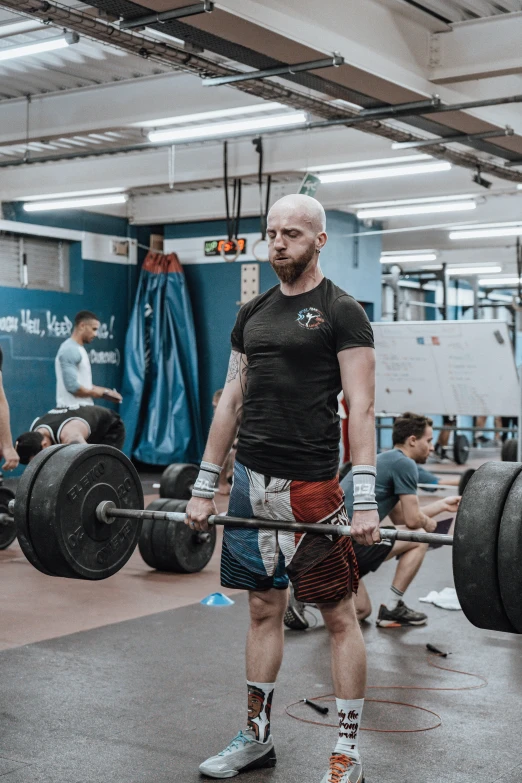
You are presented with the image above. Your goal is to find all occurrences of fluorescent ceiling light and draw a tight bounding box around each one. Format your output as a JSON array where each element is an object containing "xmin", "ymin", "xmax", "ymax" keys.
[
  {"xmin": 358, "ymin": 200, "xmax": 476, "ymax": 219},
  {"xmin": 478, "ymin": 277, "xmax": 521, "ymax": 286},
  {"xmin": 380, "ymin": 252, "xmax": 438, "ymax": 263},
  {"xmin": 0, "ymin": 20, "xmax": 46, "ymax": 37},
  {"xmin": 143, "ymin": 27, "xmax": 185, "ymax": 45},
  {"xmin": 0, "ymin": 32, "xmax": 78, "ymax": 62},
  {"xmin": 352, "ymin": 193, "xmax": 477, "ymax": 209},
  {"xmin": 331, "ymin": 98, "xmax": 364, "ymax": 111},
  {"xmin": 138, "ymin": 102, "xmax": 285, "ymax": 129},
  {"xmin": 320, "ymin": 161, "xmax": 451, "ymax": 184},
  {"xmin": 148, "ymin": 112, "xmax": 307, "ymax": 143},
  {"xmin": 308, "ymin": 154, "xmax": 431, "ymax": 173},
  {"xmin": 20, "ymin": 187, "xmax": 125, "ymax": 202},
  {"xmin": 450, "ymin": 223, "xmax": 522, "ymax": 240},
  {"xmin": 24, "ymin": 194, "xmax": 128, "ymax": 212},
  {"xmin": 447, "ymin": 266, "xmax": 502, "ymax": 276}
]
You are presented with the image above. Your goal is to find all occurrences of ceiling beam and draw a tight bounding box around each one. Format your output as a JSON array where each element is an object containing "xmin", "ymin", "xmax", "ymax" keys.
[
  {"xmin": 1, "ymin": 0, "xmax": 521, "ymax": 185},
  {"xmin": 429, "ymin": 14, "xmax": 522, "ymax": 83}
]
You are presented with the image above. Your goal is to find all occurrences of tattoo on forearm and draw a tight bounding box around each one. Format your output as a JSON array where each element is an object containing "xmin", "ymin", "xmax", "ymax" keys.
[
  {"xmin": 226, "ymin": 352, "xmax": 240, "ymax": 383},
  {"xmin": 240, "ymin": 354, "xmax": 248, "ymax": 395}
]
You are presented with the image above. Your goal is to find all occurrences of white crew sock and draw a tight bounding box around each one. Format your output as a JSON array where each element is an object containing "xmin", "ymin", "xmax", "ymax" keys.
[
  {"xmin": 247, "ymin": 681, "xmax": 275, "ymax": 743},
  {"xmin": 333, "ymin": 698, "xmax": 364, "ymax": 759},
  {"xmin": 386, "ymin": 585, "xmax": 404, "ymax": 610}
]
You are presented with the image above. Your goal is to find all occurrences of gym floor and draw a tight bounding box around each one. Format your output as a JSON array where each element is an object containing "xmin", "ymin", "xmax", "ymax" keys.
[{"xmin": 1, "ymin": 450, "xmax": 520, "ymax": 783}]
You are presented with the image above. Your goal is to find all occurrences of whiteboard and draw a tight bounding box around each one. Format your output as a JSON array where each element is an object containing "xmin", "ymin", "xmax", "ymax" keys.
[{"xmin": 372, "ymin": 320, "xmax": 520, "ymax": 416}]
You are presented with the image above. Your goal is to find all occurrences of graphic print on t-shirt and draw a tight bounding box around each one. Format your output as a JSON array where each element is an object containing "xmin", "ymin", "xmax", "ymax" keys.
[{"xmin": 296, "ymin": 306, "xmax": 326, "ymax": 330}]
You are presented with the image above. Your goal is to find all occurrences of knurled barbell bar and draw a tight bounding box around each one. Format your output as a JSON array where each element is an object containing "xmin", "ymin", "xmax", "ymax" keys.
[
  {"xmin": 96, "ymin": 499, "xmax": 453, "ymax": 544},
  {"xmin": 4, "ymin": 443, "xmax": 522, "ymax": 635}
]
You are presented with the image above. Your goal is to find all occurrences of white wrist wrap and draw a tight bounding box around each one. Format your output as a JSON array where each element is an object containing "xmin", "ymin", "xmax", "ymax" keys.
[
  {"xmin": 352, "ymin": 465, "xmax": 378, "ymax": 511},
  {"xmin": 192, "ymin": 461, "xmax": 222, "ymax": 499}
]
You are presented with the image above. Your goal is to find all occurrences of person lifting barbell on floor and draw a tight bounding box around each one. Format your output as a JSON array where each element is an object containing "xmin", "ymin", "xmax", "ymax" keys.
[
  {"xmin": 15, "ymin": 404, "xmax": 126, "ymax": 464},
  {"xmin": 286, "ymin": 413, "xmax": 461, "ymax": 632},
  {"xmin": 184, "ymin": 194, "xmax": 378, "ymax": 783}
]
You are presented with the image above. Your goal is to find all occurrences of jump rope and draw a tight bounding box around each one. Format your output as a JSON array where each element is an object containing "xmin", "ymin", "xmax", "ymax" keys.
[{"xmin": 286, "ymin": 645, "xmax": 487, "ymax": 733}]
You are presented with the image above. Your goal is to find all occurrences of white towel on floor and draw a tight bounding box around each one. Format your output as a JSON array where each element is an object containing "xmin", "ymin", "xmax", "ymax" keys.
[{"xmin": 419, "ymin": 587, "xmax": 461, "ymax": 610}]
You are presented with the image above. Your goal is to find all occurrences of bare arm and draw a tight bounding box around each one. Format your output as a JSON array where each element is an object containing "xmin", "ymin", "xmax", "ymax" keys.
[
  {"xmin": 339, "ymin": 347, "xmax": 376, "ymax": 468},
  {"xmin": 398, "ymin": 494, "xmax": 438, "ymax": 531},
  {"xmin": 339, "ymin": 347, "xmax": 380, "ymax": 545},
  {"xmin": 399, "ymin": 493, "xmax": 461, "ymax": 533},
  {"xmin": 59, "ymin": 420, "xmax": 90, "ymax": 445},
  {"xmin": 0, "ymin": 373, "xmax": 19, "ymax": 471},
  {"xmin": 185, "ymin": 350, "xmax": 247, "ymax": 530},
  {"xmin": 201, "ymin": 350, "xmax": 247, "ymax": 467}
]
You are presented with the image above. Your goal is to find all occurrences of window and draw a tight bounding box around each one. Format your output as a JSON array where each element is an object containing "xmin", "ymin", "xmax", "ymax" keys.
[{"xmin": 0, "ymin": 232, "xmax": 70, "ymax": 292}]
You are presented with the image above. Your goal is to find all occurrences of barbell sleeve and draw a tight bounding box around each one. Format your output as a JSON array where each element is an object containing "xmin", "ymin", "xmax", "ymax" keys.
[{"xmin": 95, "ymin": 501, "xmax": 453, "ymax": 547}]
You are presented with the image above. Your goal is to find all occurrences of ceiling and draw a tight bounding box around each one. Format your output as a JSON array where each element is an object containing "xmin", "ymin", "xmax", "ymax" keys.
[
  {"xmin": 0, "ymin": 0, "xmax": 521, "ymax": 276},
  {"xmin": 395, "ymin": 0, "xmax": 522, "ymax": 23}
]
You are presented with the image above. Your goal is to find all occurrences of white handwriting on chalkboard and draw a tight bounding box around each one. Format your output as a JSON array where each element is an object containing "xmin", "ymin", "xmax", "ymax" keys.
[
  {"xmin": 0, "ymin": 316, "xmax": 19, "ymax": 333},
  {"xmin": 46, "ymin": 311, "xmax": 73, "ymax": 337},
  {"xmin": 0, "ymin": 310, "xmax": 116, "ymax": 340},
  {"xmin": 89, "ymin": 349, "xmax": 120, "ymax": 366}
]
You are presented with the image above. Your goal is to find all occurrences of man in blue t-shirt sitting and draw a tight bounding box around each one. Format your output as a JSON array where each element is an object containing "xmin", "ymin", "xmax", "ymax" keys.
[
  {"xmin": 285, "ymin": 413, "xmax": 460, "ymax": 630},
  {"xmin": 346, "ymin": 412, "xmax": 460, "ymax": 627}
]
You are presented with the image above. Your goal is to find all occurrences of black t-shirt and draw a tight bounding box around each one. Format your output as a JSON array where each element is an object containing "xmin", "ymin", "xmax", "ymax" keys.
[
  {"xmin": 31, "ymin": 405, "xmax": 118, "ymax": 444},
  {"xmin": 231, "ymin": 277, "xmax": 374, "ymax": 481}
]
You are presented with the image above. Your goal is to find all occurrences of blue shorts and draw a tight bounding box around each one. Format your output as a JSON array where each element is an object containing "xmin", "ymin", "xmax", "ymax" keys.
[{"xmin": 220, "ymin": 461, "xmax": 358, "ymax": 603}]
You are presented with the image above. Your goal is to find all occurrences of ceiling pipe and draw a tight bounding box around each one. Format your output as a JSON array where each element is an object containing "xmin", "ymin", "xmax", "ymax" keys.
[
  {"xmin": 0, "ymin": 0, "xmax": 521, "ymax": 184},
  {"xmin": 119, "ymin": 1, "xmax": 213, "ymax": 30}
]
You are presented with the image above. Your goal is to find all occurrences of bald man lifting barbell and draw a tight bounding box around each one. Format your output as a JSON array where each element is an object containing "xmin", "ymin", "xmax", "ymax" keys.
[{"xmin": 184, "ymin": 194, "xmax": 378, "ymax": 783}]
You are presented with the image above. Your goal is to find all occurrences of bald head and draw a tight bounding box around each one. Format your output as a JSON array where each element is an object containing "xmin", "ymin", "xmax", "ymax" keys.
[
  {"xmin": 267, "ymin": 194, "xmax": 326, "ymax": 234},
  {"xmin": 266, "ymin": 194, "xmax": 327, "ymax": 285}
]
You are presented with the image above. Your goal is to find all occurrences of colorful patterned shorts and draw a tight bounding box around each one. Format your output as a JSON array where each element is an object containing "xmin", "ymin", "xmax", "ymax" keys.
[{"xmin": 221, "ymin": 461, "xmax": 359, "ymax": 603}]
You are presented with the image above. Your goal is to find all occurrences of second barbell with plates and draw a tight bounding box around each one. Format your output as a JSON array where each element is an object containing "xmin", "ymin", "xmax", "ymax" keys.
[{"xmin": 7, "ymin": 443, "xmax": 522, "ymax": 635}]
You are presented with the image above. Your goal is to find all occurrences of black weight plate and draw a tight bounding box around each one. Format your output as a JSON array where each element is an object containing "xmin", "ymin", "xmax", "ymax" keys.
[
  {"xmin": 27, "ymin": 444, "xmax": 144, "ymax": 580},
  {"xmin": 453, "ymin": 434, "xmax": 469, "ymax": 465},
  {"xmin": 453, "ymin": 461, "xmax": 520, "ymax": 633},
  {"xmin": 138, "ymin": 498, "xmax": 172, "ymax": 569},
  {"xmin": 151, "ymin": 498, "xmax": 216, "ymax": 573},
  {"xmin": 0, "ymin": 486, "xmax": 16, "ymax": 549},
  {"xmin": 458, "ymin": 468, "xmax": 475, "ymax": 497},
  {"xmin": 150, "ymin": 499, "xmax": 188, "ymax": 571},
  {"xmin": 501, "ymin": 439, "xmax": 518, "ymax": 462},
  {"xmin": 338, "ymin": 462, "xmax": 352, "ymax": 482},
  {"xmin": 498, "ymin": 472, "xmax": 522, "ymax": 633},
  {"xmin": 159, "ymin": 463, "xmax": 199, "ymax": 499},
  {"xmin": 15, "ymin": 444, "xmax": 69, "ymax": 576}
]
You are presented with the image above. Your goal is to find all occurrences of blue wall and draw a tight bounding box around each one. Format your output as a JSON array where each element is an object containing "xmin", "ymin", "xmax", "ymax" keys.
[
  {"xmin": 0, "ymin": 204, "xmax": 147, "ymax": 472},
  {"xmin": 165, "ymin": 211, "xmax": 381, "ymax": 433}
]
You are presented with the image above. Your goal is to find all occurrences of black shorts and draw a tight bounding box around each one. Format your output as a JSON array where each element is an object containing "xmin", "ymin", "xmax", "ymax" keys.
[
  {"xmin": 352, "ymin": 527, "xmax": 394, "ymax": 578},
  {"xmin": 97, "ymin": 413, "xmax": 125, "ymax": 450}
]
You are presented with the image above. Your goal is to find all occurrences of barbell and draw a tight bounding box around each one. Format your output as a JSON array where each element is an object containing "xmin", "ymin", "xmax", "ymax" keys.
[{"xmin": 5, "ymin": 443, "xmax": 522, "ymax": 635}]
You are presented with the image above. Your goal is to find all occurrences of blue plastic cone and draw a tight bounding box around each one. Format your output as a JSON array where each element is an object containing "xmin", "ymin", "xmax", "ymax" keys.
[{"xmin": 200, "ymin": 592, "xmax": 235, "ymax": 606}]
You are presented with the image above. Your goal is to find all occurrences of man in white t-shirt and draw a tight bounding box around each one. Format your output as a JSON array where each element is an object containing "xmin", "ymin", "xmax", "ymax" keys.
[{"xmin": 55, "ymin": 310, "xmax": 122, "ymax": 407}]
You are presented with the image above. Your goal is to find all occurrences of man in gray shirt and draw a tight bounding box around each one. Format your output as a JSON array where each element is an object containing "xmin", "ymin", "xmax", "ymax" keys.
[{"xmin": 55, "ymin": 310, "xmax": 122, "ymax": 408}]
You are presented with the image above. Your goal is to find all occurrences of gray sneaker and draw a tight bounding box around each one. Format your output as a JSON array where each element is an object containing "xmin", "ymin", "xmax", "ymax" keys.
[
  {"xmin": 320, "ymin": 753, "xmax": 364, "ymax": 783},
  {"xmin": 199, "ymin": 729, "xmax": 276, "ymax": 778}
]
